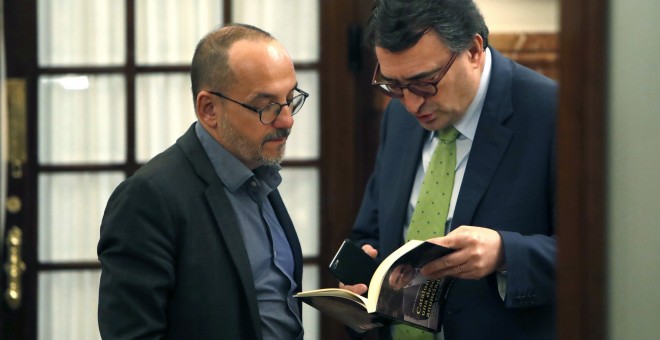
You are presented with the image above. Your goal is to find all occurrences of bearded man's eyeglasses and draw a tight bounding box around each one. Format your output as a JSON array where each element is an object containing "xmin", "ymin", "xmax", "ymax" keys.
[
  {"xmin": 208, "ymin": 87, "xmax": 309, "ymax": 125},
  {"xmin": 371, "ymin": 51, "xmax": 458, "ymax": 98}
]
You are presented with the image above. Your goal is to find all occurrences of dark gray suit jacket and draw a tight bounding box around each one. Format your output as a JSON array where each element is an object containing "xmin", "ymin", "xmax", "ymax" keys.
[
  {"xmin": 98, "ymin": 124, "xmax": 303, "ymax": 339},
  {"xmin": 352, "ymin": 49, "xmax": 557, "ymax": 340}
]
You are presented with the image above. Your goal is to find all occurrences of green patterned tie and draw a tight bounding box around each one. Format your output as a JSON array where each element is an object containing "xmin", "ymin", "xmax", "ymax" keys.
[
  {"xmin": 393, "ymin": 126, "xmax": 459, "ymax": 340},
  {"xmin": 407, "ymin": 126, "xmax": 460, "ymax": 241}
]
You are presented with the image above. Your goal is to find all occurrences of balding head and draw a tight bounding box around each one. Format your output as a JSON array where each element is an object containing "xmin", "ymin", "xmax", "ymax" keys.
[{"xmin": 190, "ymin": 24, "xmax": 274, "ymax": 105}]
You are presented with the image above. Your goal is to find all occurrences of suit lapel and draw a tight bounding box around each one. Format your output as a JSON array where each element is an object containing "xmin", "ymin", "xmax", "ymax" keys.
[
  {"xmin": 176, "ymin": 124, "xmax": 264, "ymax": 336},
  {"xmin": 452, "ymin": 49, "xmax": 514, "ymax": 228},
  {"xmin": 388, "ymin": 112, "xmax": 427, "ymax": 234}
]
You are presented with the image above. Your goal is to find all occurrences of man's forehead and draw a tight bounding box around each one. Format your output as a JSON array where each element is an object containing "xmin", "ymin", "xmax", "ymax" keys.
[
  {"xmin": 376, "ymin": 52, "xmax": 449, "ymax": 82},
  {"xmin": 375, "ymin": 32, "xmax": 452, "ymax": 79}
]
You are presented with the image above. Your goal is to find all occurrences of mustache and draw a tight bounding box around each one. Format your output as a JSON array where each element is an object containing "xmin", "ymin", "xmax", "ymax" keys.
[{"xmin": 262, "ymin": 129, "xmax": 290, "ymax": 143}]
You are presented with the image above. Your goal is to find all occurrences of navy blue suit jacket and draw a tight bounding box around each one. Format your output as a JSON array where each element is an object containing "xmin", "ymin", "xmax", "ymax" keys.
[
  {"xmin": 98, "ymin": 124, "xmax": 303, "ymax": 339},
  {"xmin": 352, "ymin": 49, "xmax": 557, "ymax": 340}
]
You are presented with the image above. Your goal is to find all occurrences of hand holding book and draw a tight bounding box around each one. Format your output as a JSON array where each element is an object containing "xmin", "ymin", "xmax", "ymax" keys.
[
  {"xmin": 295, "ymin": 239, "xmax": 456, "ymax": 333},
  {"xmin": 417, "ymin": 226, "xmax": 507, "ymax": 280}
]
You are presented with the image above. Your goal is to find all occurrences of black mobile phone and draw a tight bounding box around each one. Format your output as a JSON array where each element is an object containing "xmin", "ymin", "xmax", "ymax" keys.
[{"xmin": 328, "ymin": 239, "xmax": 378, "ymax": 286}]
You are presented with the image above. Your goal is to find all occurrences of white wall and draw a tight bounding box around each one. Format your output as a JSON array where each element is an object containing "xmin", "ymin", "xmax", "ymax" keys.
[
  {"xmin": 475, "ymin": 0, "xmax": 559, "ymax": 32},
  {"xmin": 607, "ymin": 0, "xmax": 660, "ymax": 339}
]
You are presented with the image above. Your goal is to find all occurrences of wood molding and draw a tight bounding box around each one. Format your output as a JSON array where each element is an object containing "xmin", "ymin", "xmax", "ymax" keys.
[{"xmin": 489, "ymin": 32, "xmax": 559, "ymax": 80}]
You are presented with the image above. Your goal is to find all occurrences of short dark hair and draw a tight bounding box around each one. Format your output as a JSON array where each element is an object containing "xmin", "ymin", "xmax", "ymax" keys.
[
  {"xmin": 364, "ymin": 0, "xmax": 489, "ymax": 53},
  {"xmin": 190, "ymin": 23, "xmax": 273, "ymax": 104}
]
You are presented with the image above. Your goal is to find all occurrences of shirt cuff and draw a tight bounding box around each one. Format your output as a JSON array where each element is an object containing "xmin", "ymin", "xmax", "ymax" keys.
[{"xmin": 496, "ymin": 270, "xmax": 507, "ymax": 300}]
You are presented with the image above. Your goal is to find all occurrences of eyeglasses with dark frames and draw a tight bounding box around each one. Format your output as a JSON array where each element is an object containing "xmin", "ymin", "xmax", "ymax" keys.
[
  {"xmin": 208, "ymin": 87, "xmax": 309, "ymax": 125},
  {"xmin": 371, "ymin": 51, "xmax": 458, "ymax": 98}
]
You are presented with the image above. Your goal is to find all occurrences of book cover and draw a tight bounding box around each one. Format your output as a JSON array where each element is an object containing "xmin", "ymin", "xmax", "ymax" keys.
[{"xmin": 295, "ymin": 240, "xmax": 455, "ymax": 333}]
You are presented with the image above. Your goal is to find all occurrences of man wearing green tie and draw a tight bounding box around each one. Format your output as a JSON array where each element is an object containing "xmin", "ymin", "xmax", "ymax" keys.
[{"xmin": 345, "ymin": 0, "xmax": 557, "ymax": 339}]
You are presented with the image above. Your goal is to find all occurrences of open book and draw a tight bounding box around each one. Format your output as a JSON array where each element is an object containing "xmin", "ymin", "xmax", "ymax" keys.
[{"xmin": 295, "ymin": 239, "xmax": 455, "ymax": 333}]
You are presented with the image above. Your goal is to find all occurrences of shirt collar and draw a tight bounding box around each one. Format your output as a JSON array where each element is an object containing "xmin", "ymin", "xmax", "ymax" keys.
[
  {"xmin": 431, "ymin": 47, "xmax": 492, "ymax": 142},
  {"xmin": 194, "ymin": 122, "xmax": 282, "ymax": 193}
]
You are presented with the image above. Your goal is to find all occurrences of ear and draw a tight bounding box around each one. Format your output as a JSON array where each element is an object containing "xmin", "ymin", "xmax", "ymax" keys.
[
  {"xmin": 467, "ymin": 34, "xmax": 485, "ymax": 68},
  {"xmin": 196, "ymin": 91, "xmax": 220, "ymax": 128}
]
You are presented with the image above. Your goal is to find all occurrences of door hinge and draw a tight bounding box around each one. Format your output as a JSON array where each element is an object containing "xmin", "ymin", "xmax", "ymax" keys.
[{"xmin": 4, "ymin": 226, "xmax": 26, "ymax": 309}]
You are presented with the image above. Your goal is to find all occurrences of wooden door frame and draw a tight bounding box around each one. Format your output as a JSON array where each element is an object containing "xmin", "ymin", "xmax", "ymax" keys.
[
  {"xmin": 319, "ymin": 0, "xmax": 380, "ymax": 338},
  {"xmin": 557, "ymin": 0, "xmax": 608, "ymax": 339},
  {"xmin": 2, "ymin": 0, "xmax": 38, "ymax": 338}
]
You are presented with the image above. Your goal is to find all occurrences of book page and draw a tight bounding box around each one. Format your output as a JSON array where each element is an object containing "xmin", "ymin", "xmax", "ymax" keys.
[
  {"xmin": 294, "ymin": 289, "xmax": 385, "ymax": 333},
  {"xmin": 295, "ymin": 288, "xmax": 368, "ymax": 307}
]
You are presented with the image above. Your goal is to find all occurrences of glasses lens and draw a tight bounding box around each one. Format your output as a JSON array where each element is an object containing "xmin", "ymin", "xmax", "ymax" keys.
[
  {"xmin": 408, "ymin": 83, "xmax": 438, "ymax": 97},
  {"xmin": 290, "ymin": 94, "xmax": 306, "ymax": 115},
  {"xmin": 260, "ymin": 103, "xmax": 281, "ymax": 124},
  {"xmin": 375, "ymin": 84, "xmax": 401, "ymax": 98}
]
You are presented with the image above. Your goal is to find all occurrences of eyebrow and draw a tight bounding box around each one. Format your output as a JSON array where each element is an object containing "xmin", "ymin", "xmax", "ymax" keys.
[{"xmin": 380, "ymin": 66, "xmax": 444, "ymax": 83}]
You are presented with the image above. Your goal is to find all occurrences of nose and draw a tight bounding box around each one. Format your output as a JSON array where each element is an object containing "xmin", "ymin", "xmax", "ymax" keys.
[
  {"xmin": 401, "ymin": 89, "xmax": 425, "ymax": 114},
  {"xmin": 271, "ymin": 106, "xmax": 294, "ymax": 129}
]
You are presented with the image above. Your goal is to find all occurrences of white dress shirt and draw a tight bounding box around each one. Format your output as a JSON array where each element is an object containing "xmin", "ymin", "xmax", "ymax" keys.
[{"xmin": 404, "ymin": 47, "xmax": 492, "ymax": 239}]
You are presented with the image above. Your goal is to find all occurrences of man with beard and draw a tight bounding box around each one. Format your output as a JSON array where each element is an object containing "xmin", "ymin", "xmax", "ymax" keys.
[{"xmin": 98, "ymin": 24, "xmax": 309, "ymax": 339}]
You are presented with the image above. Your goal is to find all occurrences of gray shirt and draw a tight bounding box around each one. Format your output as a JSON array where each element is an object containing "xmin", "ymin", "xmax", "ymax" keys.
[{"xmin": 195, "ymin": 122, "xmax": 303, "ymax": 339}]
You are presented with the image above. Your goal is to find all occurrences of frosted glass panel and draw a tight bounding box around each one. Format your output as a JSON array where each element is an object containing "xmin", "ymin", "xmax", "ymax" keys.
[
  {"xmin": 279, "ymin": 168, "xmax": 319, "ymax": 257},
  {"xmin": 38, "ymin": 0, "xmax": 125, "ymax": 66},
  {"xmin": 39, "ymin": 75, "xmax": 126, "ymax": 164},
  {"xmin": 39, "ymin": 172, "xmax": 124, "ymax": 262},
  {"xmin": 136, "ymin": 73, "xmax": 197, "ymax": 162},
  {"xmin": 302, "ymin": 265, "xmax": 320, "ymax": 340},
  {"xmin": 286, "ymin": 71, "xmax": 320, "ymax": 160},
  {"xmin": 39, "ymin": 270, "xmax": 101, "ymax": 340},
  {"xmin": 232, "ymin": 0, "xmax": 320, "ymax": 63},
  {"xmin": 135, "ymin": 0, "xmax": 223, "ymax": 65}
]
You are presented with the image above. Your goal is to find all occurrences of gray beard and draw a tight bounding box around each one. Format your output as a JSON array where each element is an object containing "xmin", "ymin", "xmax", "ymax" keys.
[{"xmin": 218, "ymin": 114, "xmax": 288, "ymax": 167}]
